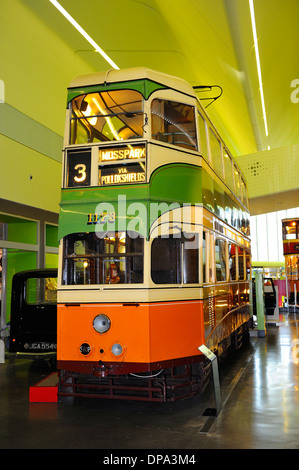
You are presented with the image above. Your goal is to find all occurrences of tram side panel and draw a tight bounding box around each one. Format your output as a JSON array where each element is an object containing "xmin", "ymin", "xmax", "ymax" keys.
[
  {"xmin": 148, "ymin": 299, "xmax": 205, "ymax": 365},
  {"xmin": 203, "ymin": 283, "xmax": 251, "ymax": 353}
]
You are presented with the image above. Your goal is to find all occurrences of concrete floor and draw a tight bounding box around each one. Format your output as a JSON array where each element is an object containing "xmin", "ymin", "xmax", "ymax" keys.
[{"xmin": 1, "ymin": 312, "xmax": 299, "ymax": 453}]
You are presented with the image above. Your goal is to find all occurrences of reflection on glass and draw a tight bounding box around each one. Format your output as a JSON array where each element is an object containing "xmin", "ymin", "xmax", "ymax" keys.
[
  {"xmin": 26, "ymin": 277, "xmax": 57, "ymax": 304},
  {"xmin": 215, "ymin": 239, "xmax": 226, "ymax": 281},
  {"xmin": 70, "ymin": 90, "xmax": 143, "ymax": 144},
  {"xmin": 283, "ymin": 220, "xmax": 299, "ymax": 240},
  {"xmin": 151, "ymin": 99, "xmax": 197, "ymax": 150},
  {"xmin": 151, "ymin": 233, "xmax": 199, "ymax": 284},
  {"xmin": 62, "ymin": 231, "xmax": 144, "ymax": 285}
]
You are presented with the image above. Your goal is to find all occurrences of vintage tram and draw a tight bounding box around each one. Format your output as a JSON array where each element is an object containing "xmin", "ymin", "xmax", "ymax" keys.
[
  {"xmin": 282, "ymin": 218, "xmax": 299, "ymax": 306},
  {"xmin": 57, "ymin": 67, "xmax": 251, "ymax": 401}
]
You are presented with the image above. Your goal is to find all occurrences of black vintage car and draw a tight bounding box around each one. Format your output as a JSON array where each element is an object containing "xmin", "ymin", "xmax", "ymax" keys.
[{"xmin": 8, "ymin": 269, "xmax": 57, "ymax": 358}]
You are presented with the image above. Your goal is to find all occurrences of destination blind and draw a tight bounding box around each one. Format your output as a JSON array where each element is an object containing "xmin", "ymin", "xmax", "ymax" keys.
[
  {"xmin": 99, "ymin": 144, "xmax": 146, "ymax": 186},
  {"xmin": 99, "ymin": 163, "xmax": 145, "ymax": 185},
  {"xmin": 100, "ymin": 146, "xmax": 146, "ymax": 162}
]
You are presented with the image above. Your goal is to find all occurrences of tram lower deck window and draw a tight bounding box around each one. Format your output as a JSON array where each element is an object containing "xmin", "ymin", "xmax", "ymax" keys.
[
  {"xmin": 62, "ymin": 231, "xmax": 144, "ymax": 285},
  {"xmin": 151, "ymin": 233, "xmax": 199, "ymax": 284},
  {"xmin": 215, "ymin": 239, "xmax": 226, "ymax": 281},
  {"xmin": 228, "ymin": 243, "xmax": 237, "ymax": 281}
]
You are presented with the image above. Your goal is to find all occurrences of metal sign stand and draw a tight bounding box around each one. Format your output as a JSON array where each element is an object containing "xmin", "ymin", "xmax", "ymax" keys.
[
  {"xmin": 255, "ymin": 271, "xmax": 267, "ymax": 337},
  {"xmin": 198, "ymin": 345, "xmax": 222, "ymax": 416},
  {"xmin": 0, "ymin": 339, "xmax": 5, "ymax": 363}
]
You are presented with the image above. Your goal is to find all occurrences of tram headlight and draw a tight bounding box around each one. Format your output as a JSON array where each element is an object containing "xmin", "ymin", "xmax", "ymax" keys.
[
  {"xmin": 93, "ymin": 314, "xmax": 111, "ymax": 334},
  {"xmin": 111, "ymin": 343, "xmax": 123, "ymax": 356}
]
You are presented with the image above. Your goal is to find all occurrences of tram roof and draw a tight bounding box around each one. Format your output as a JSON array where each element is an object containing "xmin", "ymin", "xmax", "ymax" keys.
[{"xmin": 68, "ymin": 67, "xmax": 196, "ymax": 98}]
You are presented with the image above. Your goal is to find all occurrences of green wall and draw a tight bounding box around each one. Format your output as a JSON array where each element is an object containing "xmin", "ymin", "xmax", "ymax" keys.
[
  {"xmin": 0, "ymin": 0, "xmax": 98, "ymax": 213},
  {"xmin": 6, "ymin": 250, "xmax": 37, "ymax": 323}
]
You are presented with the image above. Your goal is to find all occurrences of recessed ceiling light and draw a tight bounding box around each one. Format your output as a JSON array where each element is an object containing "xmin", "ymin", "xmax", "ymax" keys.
[
  {"xmin": 49, "ymin": 0, "xmax": 119, "ymax": 70},
  {"xmin": 249, "ymin": 0, "xmax": 269, "ymax": 142}
]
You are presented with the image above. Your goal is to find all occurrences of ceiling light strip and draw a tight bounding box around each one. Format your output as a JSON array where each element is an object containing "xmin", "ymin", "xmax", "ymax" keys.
[
  {"xmin": 49, "ymin": 0, "xmax": 119, "ymax": 70},
  {"xmin": 249, "ymin": 0, "xmax": 269, "ymax": 141}
]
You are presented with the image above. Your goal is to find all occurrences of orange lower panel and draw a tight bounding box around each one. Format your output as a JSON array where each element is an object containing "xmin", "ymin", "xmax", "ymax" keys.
[
  {"xmin": 57, "ymin": 300, "xmax": 205, "ymax": 373},
  {"xmin": 148, "ymin": 301, "xmax": 205, "ymax": 362}
]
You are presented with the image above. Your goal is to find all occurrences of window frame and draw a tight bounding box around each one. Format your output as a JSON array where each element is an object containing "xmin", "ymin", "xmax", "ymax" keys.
[
  {"xmin": 215, "ymin": 237, "xmax": 227, "ymax": 282},
  {"xmin": 61, "ymin": 231, "xmax": 144, "ymax": 286},
  {"xmin": 69, "ymin": 89, "xmax": 145, "ymax": 145},
  {"xmin": 150, "ymin": 232, "xmax": 200, "ymax": 286},
  {"xmin": 197, "ymin": 110, "xmax": 208, "ymax": 157},
  {"xmin": 150, "ymin": 96, "xmax": 198, "ymax": 152},
  {"xmin": 208, "ymin": 128, "xmax": 224, "ymax": 178}
]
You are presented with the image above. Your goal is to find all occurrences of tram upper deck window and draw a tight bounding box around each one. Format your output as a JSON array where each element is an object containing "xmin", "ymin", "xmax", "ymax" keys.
[
  {"xmin": 62, "ymin": 231, "xmax": 144, "ymax": 285},
  {"xmin": 151, "ymin": 99, "xmax": 197, "ymax": 150},
  {"xmin": 197, "ymin": 111, "xmax": 208, "ymax": 157},
  {"xmin": 241, "ymin": 178, "xmax": 248, "ymax": 207},
  {"xmin": 233, "ymin": 165, "xmax": 242, "ymax": 200},
  {"xmin": 223, "ymin": 148, "xmax": 234, "ymax": 190},
  {"xmin": 70, "ymin": 90, "xmax": 143, "ymax": 144},
  {"xmin": 209, "ymin": 128, "xmax": 223, "ymax": 178}
]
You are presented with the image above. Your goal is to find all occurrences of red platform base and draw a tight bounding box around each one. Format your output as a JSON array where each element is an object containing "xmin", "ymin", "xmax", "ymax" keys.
[{"xmin": 29, "ymin": 372, "xmax": 59, "ymax": 403}]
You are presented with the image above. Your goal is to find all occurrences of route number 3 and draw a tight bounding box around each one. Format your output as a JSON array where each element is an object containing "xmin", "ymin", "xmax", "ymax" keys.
[{"xmin": 74, "ymin": 163, "xmax": 87, "ymax": 183}]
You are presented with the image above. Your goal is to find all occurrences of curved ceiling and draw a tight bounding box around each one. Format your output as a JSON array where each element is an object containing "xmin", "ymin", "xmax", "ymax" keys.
[{"xmin": 28, "ymin": 0, "xmax": 299, "ymax": 157}]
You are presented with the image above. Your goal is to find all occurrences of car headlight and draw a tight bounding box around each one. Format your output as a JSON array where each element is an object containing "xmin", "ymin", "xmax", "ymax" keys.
[{"xmin": 93, "ymin": 314, "xmax": 111, "ymax": 334}]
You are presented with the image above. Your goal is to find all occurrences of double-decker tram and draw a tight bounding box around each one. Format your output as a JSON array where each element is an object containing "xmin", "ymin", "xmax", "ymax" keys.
[
  {"xmin": 282, "ymin": 218, "xmax": 299, "ymax": 306},
  {"xmin": 57, "ymin": 67, "xmax": 251, "ymax": 401}
]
